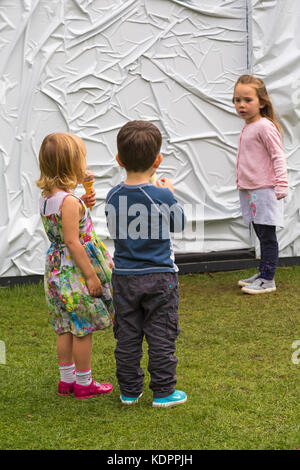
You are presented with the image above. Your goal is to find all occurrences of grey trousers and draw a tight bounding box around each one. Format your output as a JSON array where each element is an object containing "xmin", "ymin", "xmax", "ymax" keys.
[{"xmin": 112, "ymin": 272, "xmax": 180, "ymax": 398}]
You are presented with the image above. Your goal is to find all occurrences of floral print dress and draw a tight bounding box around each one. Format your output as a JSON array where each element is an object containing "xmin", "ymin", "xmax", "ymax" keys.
[{"xmin": 40, "ymin": 191, "xmax": 114, "ymax": 337}]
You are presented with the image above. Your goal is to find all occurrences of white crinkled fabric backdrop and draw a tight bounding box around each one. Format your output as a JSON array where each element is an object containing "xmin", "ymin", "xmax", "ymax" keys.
[{"xmin": 0, "ymin": 0, "xmax": 299, "ymax": 277}]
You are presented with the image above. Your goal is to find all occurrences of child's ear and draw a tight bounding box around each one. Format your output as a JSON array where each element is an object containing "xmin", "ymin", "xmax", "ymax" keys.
[
  {"xmin": 116, "ymin": 154, "xmax": 124, "ymax": 167},
  {"xmin": 153, "ymin": 154, "xmax": 162, "ymax": 169}
]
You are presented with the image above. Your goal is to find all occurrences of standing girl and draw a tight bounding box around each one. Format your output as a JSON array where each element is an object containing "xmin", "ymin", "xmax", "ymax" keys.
[
  {"xmin": 233, "ymin": 75, "xmax": 288, "ymax": 294},
  {"xmin": 36, "ymin": 132, "xmax": 114, "ymax": 398}
]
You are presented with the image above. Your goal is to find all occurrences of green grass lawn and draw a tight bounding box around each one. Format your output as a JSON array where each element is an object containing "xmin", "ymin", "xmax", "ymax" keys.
[{"xmin": 0, "ymin": 267, "xmax": 300, "ymax": 450}]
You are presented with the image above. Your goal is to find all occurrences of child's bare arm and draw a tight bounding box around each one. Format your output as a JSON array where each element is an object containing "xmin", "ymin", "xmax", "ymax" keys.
[{"xmin": 61, "ymin": 196, "xmax": 102, "ymax": 297}]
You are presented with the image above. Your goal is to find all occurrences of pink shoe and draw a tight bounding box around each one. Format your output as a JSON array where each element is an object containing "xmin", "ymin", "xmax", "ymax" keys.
[
  {"xmin": 58, "ymin": 381, "xmax": 75, "ymax": 396},
  {"xmin": 74, "ymin": 379, "xmax": 113, "ymax": 399}
]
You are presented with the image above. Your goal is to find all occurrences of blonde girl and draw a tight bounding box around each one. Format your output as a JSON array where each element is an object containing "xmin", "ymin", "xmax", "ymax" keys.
[
  {"xmin": 233, "ymin": 75, "xmax": 288, "ymax": 294},
  {"xmin": 37, "ymin": 132, "xmax": 114, "ymax": 398}
]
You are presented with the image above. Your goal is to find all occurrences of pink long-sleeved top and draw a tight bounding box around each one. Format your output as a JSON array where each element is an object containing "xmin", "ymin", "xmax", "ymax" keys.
[{"xmin": 236, "ymin": 117, "xmax": 288, "ymax": 199}]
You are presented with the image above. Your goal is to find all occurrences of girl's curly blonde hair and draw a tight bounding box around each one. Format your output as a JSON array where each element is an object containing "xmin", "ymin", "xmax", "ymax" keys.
[{"xmin": 36, "ymin": 132, "xmax": 86, "ymax": 193}]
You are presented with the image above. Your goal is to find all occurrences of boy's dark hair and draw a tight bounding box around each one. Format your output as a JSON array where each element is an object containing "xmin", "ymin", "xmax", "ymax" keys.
[{"xmin": 117, "ymin": 121, "xmax": 162, "ymax": 172}]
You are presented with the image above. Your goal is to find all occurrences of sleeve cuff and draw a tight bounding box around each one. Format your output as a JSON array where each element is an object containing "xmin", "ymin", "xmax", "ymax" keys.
[{"xmin": 275, "ymin": 185, "xmax": 288, "ymax": 199}]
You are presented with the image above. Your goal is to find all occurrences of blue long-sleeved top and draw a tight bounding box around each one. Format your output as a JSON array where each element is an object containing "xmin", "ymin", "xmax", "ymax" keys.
[{"xmin": 105, "ymin": 182, "xmax": 186, "ymax": 275}]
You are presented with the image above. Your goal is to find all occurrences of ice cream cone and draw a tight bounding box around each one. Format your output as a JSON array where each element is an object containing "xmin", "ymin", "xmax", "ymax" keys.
[{"xmin": 83, "ymin": 170, "xmax": 95, "ymax": 210}]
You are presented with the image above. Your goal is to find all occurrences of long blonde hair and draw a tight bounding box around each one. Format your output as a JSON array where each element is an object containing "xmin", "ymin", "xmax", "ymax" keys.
[
  {"xmin": 233, "ymin": 75, "xmax": 283, "ymax": 134},
  {"xmin": 36, "ymin": 132, "xmax": 86, "ymax": 193}
]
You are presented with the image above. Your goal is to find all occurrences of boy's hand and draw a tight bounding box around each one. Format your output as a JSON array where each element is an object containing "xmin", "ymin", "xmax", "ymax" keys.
[
  {"xmin": 156, "ymin": 177, "xmax": 174, "ymax": 193},
  {"xmin": 81, "ymin": 189, "xmax": 96, "ymax": 208},
  {"xmin": 86, "ymin": 273, "xmax": 102, "ymax": 297}
]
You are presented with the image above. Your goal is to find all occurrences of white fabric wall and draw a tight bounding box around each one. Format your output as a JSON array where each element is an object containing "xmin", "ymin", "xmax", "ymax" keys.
[
  {"xmin": 251, "ymin": 0, "xmax": 300, "ymax": 256},
  {"xmin": 0, "ymin": 0, "xmax": 297, "ymax": 277}
]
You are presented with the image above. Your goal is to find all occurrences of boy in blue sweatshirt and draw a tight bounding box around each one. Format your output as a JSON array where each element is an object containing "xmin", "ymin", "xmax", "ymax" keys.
[{"xmin": 105, "ymin": 120, "xmax": 187, "ymax": 407}]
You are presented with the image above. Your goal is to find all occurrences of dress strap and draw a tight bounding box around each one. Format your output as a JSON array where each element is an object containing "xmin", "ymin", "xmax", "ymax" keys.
[
  {"xmin": 40, "ymin": 191, "xmax": 72, "ymax": 216},
  {"xmin": 43, "ymin": 198, "xmax": 47, "ymax": 215}
]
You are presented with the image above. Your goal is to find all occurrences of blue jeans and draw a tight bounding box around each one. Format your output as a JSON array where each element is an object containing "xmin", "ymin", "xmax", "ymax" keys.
[{"xmin": 252, "ymin": 223, "xmax": 278, "ymax": 280}]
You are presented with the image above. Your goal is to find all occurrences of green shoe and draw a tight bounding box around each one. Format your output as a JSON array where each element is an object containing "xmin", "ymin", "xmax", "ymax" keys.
[
  {"xmin": 152, "ymin": 390, "xmax": 187, "ymax": 408},
  {"xmin": 120, "ymin": 393, "xmax": 142, "ymax": 405}
]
